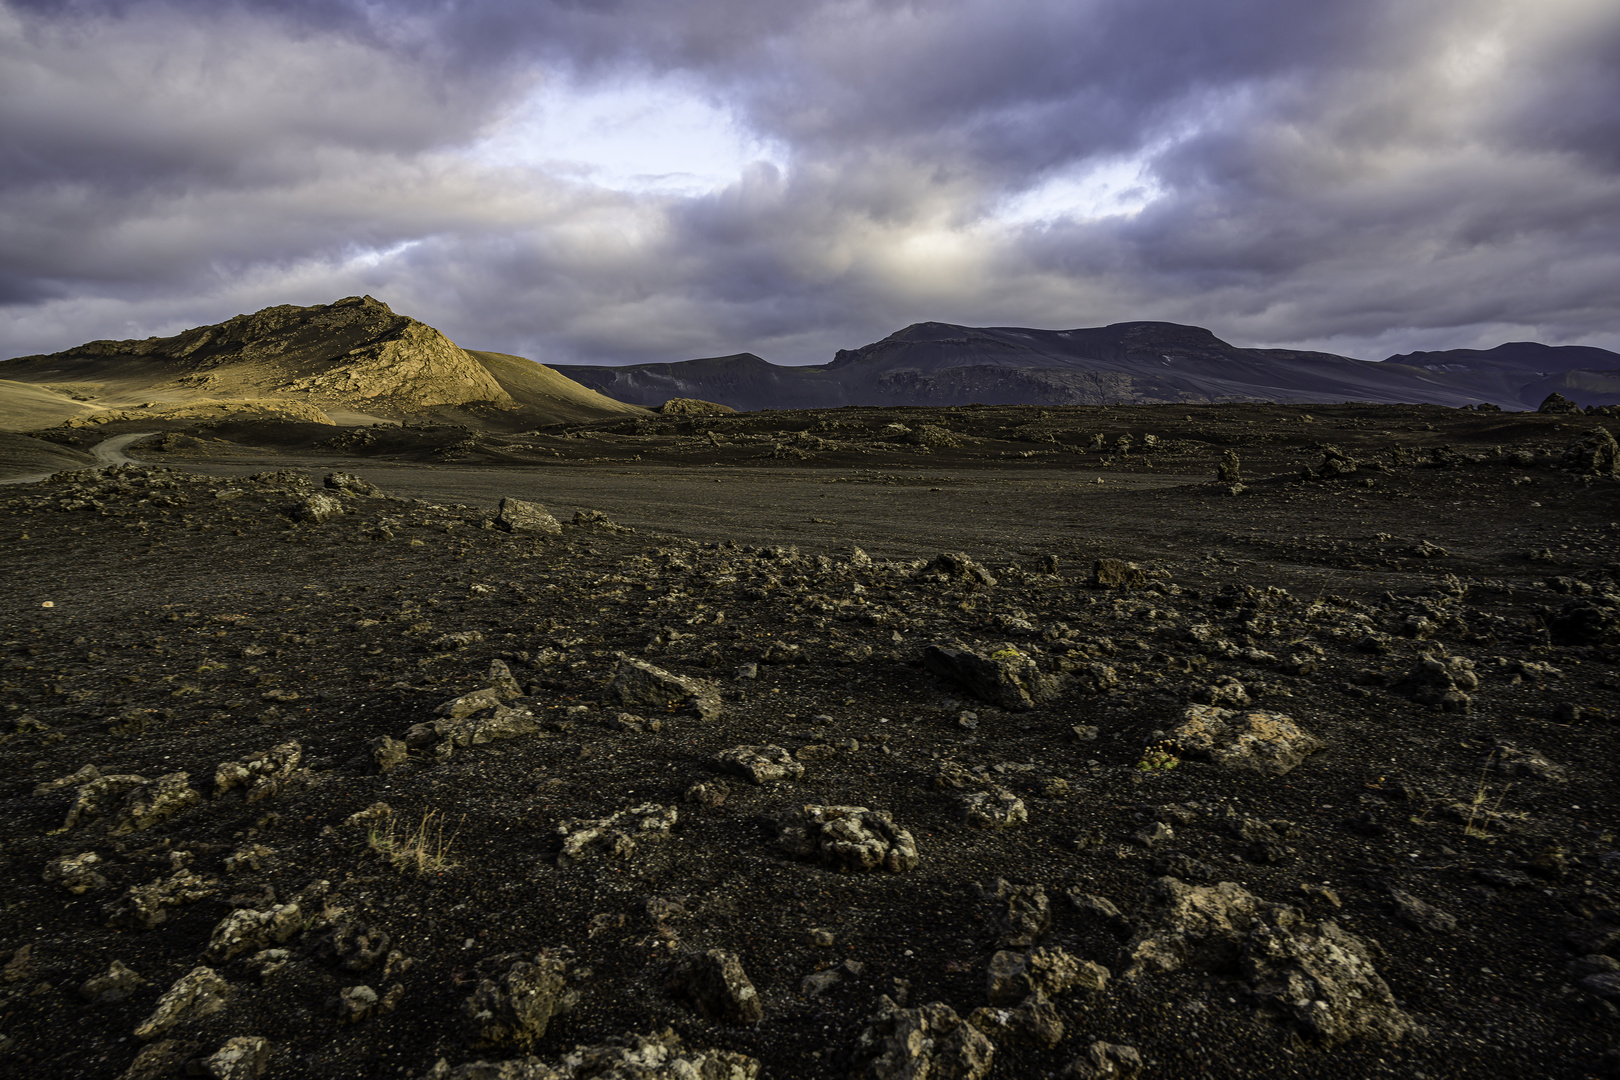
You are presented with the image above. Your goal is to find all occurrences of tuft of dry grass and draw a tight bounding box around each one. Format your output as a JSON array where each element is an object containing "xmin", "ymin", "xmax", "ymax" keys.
[
  {"xmin": 1464, "ymin": 754, "xmax": 1512, "ymax": 840},
  {"xmin": 367, "ymin": 809, "xmax": 461, "ymax": 875}
]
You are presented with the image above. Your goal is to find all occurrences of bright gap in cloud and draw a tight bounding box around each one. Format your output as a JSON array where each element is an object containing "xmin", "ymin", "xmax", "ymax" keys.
[
  {"xmin": 997, "ymin": 154, "xmax": 1165, "ymax": 227},
  {"xmin": 467, "ymin": 74, "xmax": 789, "ymax": 196}
]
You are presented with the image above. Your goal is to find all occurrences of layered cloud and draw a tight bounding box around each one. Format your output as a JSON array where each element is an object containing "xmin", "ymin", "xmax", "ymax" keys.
[{"xmin": 2, "ymin": 0, "xmax": 1617, "ymax": 365}]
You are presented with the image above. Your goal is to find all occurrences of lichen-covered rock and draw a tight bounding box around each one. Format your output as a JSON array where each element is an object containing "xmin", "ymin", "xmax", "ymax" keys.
[
  {"xmin": 1090, "ymin": 559, "xmax": 1165, "ymax": 588},
  {"xmin": 134, "ymin": 966, "xmax": 232, "ymax": 1040},
  {"xmin": 494, "ymin": 497, "xmax": 562, "ymax": 534},
  {"xmin": 776, "ymin": 805, "xmax": 919, "ymax": 873},
  {"xmin": 121, "ymin": 1039, "xmax": 203, "ymax": 1080},
  {"xmin": 1488, "ymin": 741, "xmax": 1567, "ymax": 782},
  {"xmin": 715, "ymin": 745, "xmax": 805, "ymax": 785},
  {"xmin": 1241, "ymin": 917, "xmax": 1412, "ymax": 1044},
  {"xmin": 987, "ymin": 948, "xmax": 1108, "ymax": 1004},
  {"xmin": 213, "ymin": 742, "xmax": 302, "ymax": 800},
  {"xmin": 292, "ymin": 491, "xmax": 344, "ymax": 524},
  {"xmin": 607, "ymin": 657, "xmax": 721, "ymax": 719},
  {"xmin": 918, "ymin": 552, "xmax": 997, "ymax": 586},
  {"xmin": 204, "ymin": 903, "xmax": 303, "ymax": 962},
  {"xmin": 1122, "ymin": 877, "xmax": 1409, "ymax": 1044},
  {"xmin": 849, "ymin": 998, "xmax": 994, "ymax": 1080},
  {"xmin": 556, "ymin": 804, "xmax": 677, "ymax": 867},
  {"xmin": 105, "ymin": 772, "xmax": 203, "ymax": 836},
  {"xmin": 196, "ymin": 1035, "xmax": 273, "ymax": 1079},
  {"xmin": 922, "ymin": 641, "xmax": 1058, "ymax": 711},
  {"xmin": 1063, "ymin": 1041, "xmax": 1142, "ymax": 1079},
  {"xmin": 335, "ymin": 984, "xmax": 380, "ymax": 1025},
  {"xmin": 1121, "ymin": 877, "xmax": 1269, "ymax": 977},
  {"xmin": 105, "ymin": 869, "xmax": 218, "ymax": 930},
  {"xmin": 80, "ymin": 960, "xmax": 147, "ymax": 1003},
  {"xmin": 43, "ymin": 851, "xmax": 110, "ymax": 894},
  {"xmin": 325, "ymin": 471, "xmax": 382, "ymax": 496},
  {"xmin": 667, "ymin": 949, "xmax": 763, "ymax": 1023},
  {"xmin": 315, "ymin": 921, "xmax": 393, "ymax": 971},
  {"xmin": 1167, "ymin": 705, "xmax": 1324, "ymax": 776},
  {"xmin": 986, "ymin": 879, "xmax": 1051, "ymax": 947},
  {"xmin": 959, "ymin": 787, "xmax": 1027, "ymax": 829},
  {"xmin": 422, "ymin": 1028, "xmax": 760, "ymax": 1079},
  {"xmin": 371, "ymin": 736, "xmax": 409, "ymax": 774},
  {"xmin": 1561, "ymin": 427, "xmax": 1618, "ymax": 476},
  {"xmin": 1395, "ymin": 652, "xmax": 1479, "ymax": 713},
  {"xmin": 967, "ymin": 995, "xmax": 1064, "ymax": 1049},
  {"xmin": 51, "ymin": 770, "xmax": 149, "ymax": 831},
  {"xmin": 463, "ymin": 955, "xmax": 576, "ymax": 1047}
]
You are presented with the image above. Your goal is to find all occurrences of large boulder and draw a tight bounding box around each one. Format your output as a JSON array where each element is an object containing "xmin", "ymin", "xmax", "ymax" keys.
[
  {"xmin": 494, "ymin": 497, "xmax": 561, "ymax": 534},
  {"xmin": 1121, "ymin": 877, "xmax": 1410, "ymax": 1045},
  {"xmin": 462, "ymin": 955, "xmax": 576, "ymax": 1047},
  {"xmin": 1166, "ymin": 706, "xmax": 1324, "ymax": 775},
  {"xmin": 607, "ymin": 657, "xmax": 721, "ymax": 719},
  {"xmin": 923, "ymin": 642, "xmax": 1059, "ymax": 711},
  {"xmin": 1539, "ymin": 392, "xmax": 1582, "ymax": 414},
  {"xmin": 1561, "ymin": 427, "xmax": 1618, "ymax": 476}
]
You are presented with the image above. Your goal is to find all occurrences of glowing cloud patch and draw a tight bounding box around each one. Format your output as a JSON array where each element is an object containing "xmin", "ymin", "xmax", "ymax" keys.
[
  {"xmin": 997, "ymin": 154, "xmax": 1165, "ymax": 227},
  {"xmin": 468, "ymin": 74, "xmax": 789, "ymax": 196}
]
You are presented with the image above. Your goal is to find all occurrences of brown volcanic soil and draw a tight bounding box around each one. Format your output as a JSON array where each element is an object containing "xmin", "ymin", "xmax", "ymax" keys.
[{"xmin": 1, "ymin": 403, "xmax": 1618, "ymax": 1079}]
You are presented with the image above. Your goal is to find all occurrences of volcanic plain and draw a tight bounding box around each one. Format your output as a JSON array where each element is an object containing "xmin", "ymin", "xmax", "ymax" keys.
[{"xmin": 0, "ymin": 401, "xmax": 1617, "ymax": 1080}]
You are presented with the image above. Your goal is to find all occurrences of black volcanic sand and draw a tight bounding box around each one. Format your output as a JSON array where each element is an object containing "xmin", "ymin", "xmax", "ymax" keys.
[{"xmin": 1, "ymin": 403, "xmax": 1618, "ymax": 1079}]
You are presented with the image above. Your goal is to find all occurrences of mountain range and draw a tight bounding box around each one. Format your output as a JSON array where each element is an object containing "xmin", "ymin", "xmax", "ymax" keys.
[
  {"xmin": 557, "ymin": 321, "xmax": 1620, "ymax": 412},
  {"xmin": 4, "ymin": 300, "xmax": 1617, "ymax": 431}
]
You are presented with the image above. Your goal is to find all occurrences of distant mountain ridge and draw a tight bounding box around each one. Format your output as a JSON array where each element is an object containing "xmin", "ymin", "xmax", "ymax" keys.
[{"xmin": 559, "ymin": 321, "xmax": 1620, "ymax": 412}]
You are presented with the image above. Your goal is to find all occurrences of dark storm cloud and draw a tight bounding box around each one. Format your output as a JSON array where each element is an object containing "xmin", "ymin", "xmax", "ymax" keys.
[{"xmin": 1, "ymin": 0, "xmax": 1618, "ymax": 365}]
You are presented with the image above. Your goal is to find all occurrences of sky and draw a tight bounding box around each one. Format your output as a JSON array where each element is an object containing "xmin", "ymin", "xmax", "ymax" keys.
[{"xmin": 2, "ymin": 0, "xmax": 1619, "ymax": 368}]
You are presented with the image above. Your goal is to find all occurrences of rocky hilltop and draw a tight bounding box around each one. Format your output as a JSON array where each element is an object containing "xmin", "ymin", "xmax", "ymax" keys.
[
  {"xmin": 1, "ymin": 297, "xmax": 645, "ymax": 431},
  {"xmin": 558, "ymin": 321, "xmax": 1620, "ymax": 412}
]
